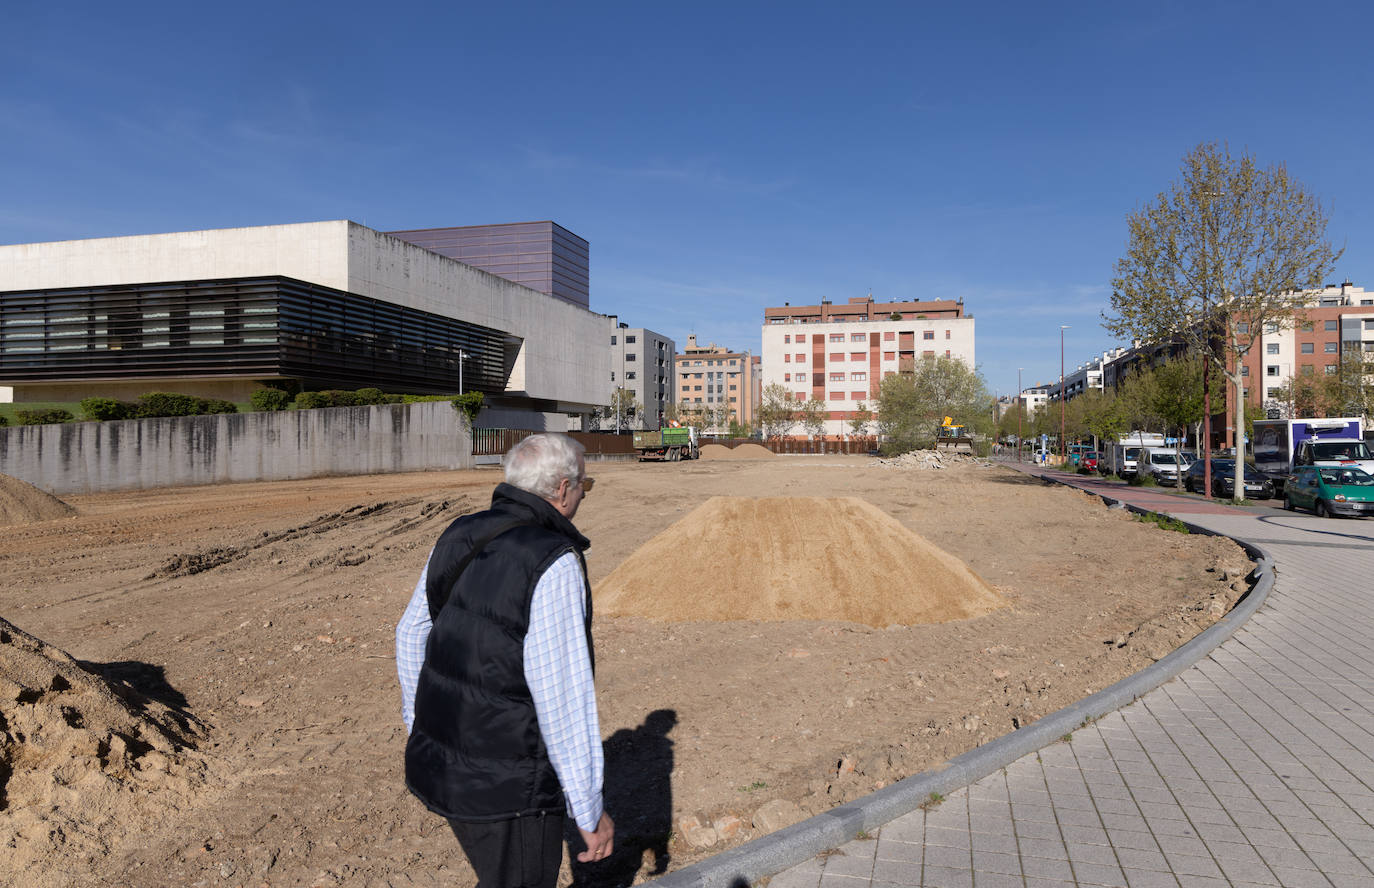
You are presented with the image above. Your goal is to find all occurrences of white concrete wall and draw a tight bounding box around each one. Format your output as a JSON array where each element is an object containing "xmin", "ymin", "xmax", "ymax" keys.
[
  {"xmin": 0, "ymin": 221, "xmax": 352, "ymax": 292},
  {"xmin": 0, "ymin": 385, "xmax": 11, "ymax": 403},
  {"xmin": 0, "ymin": 401, "xmax": 472, "ymax": 495}
]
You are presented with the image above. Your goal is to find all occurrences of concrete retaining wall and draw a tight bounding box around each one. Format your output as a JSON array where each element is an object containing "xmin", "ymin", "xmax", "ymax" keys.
[{"xmin": 0, "ymin": 401, "xmax": 473, "ymax": 495}]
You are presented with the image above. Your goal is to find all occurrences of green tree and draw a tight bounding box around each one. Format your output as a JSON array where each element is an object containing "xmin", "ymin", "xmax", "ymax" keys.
[
  {"xmin": 1152, "ymin": 357, "xmax": 1205, "ymax": 464},
  {"xmin": 1076, "ymin": 389, "xmax": 1126, "ymax": 453},
  {"xmin": 848, "ymin": 401, "xmax": 873, "ymax": 438},
  {"xmin": 877, "ymin": 355, "xmax": 990, "ymax": 454},
  {"xmin": 1106, "ymin": 142, "xmax": 1341, "ymax": 501},
  {"xmin": 1319, "ymin": 354, "xmax": 1374, "ymax": 418},
  {"xmin": 798, "ymin": 397, "xmax": 828, "ymax": 439},
  {"xmin": 602, "ymin": 386, "xmax": 641, "ymax": 431},
  {"xmin": 758, "ymin": 383, "xmax": 797, "ymax": 439}
]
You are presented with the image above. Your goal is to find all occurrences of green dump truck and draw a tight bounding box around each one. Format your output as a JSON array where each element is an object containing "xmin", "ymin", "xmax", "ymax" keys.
[{"xmin": 632, "ymin": 426, "xmax": 700, "ymax": 462}]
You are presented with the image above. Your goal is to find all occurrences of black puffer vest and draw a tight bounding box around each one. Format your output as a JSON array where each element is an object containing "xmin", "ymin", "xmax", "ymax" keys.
[{"xmin": 404, "ymin": 483, "xmax": 593, "ymax": 821}]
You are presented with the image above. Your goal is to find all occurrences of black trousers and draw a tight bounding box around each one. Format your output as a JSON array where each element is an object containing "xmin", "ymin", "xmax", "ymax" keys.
[{"xmin": 449, "ymin": 813, "xmax": 565, "ymax": 888}]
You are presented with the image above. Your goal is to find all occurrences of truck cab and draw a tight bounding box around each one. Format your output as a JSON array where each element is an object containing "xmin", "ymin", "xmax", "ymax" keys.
[{"xmin": 1293, "ymin": 437, "xmax": 1374, "ymax": 477}]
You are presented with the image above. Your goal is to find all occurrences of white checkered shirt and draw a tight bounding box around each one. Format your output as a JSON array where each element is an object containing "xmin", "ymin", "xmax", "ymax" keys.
[{"xmin": 395, "ymin": 549, "xmax": 604, "ymax": 831}]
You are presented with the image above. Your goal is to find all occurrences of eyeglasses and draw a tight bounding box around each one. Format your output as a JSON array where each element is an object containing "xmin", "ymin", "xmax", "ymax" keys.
[{"xmin": 578, "ymin": 476, "xmax": 595, "ymax": 493}]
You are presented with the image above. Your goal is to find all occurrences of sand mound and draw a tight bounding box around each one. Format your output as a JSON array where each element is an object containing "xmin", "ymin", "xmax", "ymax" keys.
[
  {"xmin": 0, "ymin": 474, "xmax": 76, "ymax": 526},
  {"xmin": 0, "ymin": 618, "xmax": 210, "ymax": 884},
  {"xmin": 700, "ymin": 443, "xmax": 775, "ymax": 460},
  {"xmin": 595, "ymin": 497, "xmax": 1005, "ymax": 626}
]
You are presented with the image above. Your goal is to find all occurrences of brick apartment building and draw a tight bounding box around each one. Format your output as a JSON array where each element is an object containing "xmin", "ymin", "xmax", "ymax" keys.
[
  {"xmin": 674, "ymin": 335, "xmax": 757, "ymax": 431},
  {"xmin": 760, "ymin": 295, "xmax": 975, "ymax": 436}
]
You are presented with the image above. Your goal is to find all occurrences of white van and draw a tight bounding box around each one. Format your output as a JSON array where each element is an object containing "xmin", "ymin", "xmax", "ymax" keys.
[{"xmin": 1142, "ymin": 447, "xmax": 1191, "ymax": 486}]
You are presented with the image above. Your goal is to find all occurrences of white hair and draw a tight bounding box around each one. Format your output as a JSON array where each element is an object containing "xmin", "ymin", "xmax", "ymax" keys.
[{"xmin": 503, "ymin": 433, "xmax": 585, "ymax": 499}]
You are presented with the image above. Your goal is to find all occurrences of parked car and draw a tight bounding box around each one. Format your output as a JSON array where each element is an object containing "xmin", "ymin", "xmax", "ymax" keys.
[
  {"xmin": 1080, "ymin": 451, "xmax": 1101, "ymax": 472},
  {"xmin": 1143, "ymin": 447, "xmax": 1190, "ymax": 486},
  {"xmin": 1284, "ymin": 466, "xmax": 1374, "ymax": 518},
  {"xmin": 1183, "ymin": 459, "xmax": 1274, "ymax": 499}
]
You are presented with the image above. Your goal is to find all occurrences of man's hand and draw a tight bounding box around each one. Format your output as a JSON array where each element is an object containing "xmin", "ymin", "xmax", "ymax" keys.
[{"xmin": 576, "ymin": 811, "xmax": 615, "ymax": 863}]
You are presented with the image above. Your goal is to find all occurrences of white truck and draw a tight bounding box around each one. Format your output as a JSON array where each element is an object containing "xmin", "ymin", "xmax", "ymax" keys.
[
  {"xmin": 1251, "ymin": 417, "xmax": 1372, "ymax": 491},
  {"xmin": 1107, "ymin": 432, "xmax": 1166, "ymax": 478}
]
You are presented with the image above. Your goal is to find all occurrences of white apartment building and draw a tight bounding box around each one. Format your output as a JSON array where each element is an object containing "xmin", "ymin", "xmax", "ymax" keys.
[
  {"xmin": 607, "ymin": 319, "xmax": 674, "ymax": 429},
  {"xmin": 760, "ymin": 296, "xmax": 975, "ymax": 436},
  {"xmin": 1019, "ymin": 386, "xmax": 1050, "ymax": 415}
]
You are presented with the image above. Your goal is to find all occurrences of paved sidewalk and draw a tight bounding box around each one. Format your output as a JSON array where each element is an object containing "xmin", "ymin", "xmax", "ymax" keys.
[{"xmin": 769, "ymin": 468, "xmax": 1374, "ymax": 888}]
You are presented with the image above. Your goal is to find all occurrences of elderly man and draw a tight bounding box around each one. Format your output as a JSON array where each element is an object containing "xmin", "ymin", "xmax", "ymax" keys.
[{"xmin": 396, "ymin": 433, "xmax": 612, "ymax": 888}]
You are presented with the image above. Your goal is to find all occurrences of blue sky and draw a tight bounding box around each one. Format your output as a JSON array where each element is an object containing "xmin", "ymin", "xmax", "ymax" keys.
[{"xmin": 5, "ymin": 1, "xmax": 1373, "ymax": 398}]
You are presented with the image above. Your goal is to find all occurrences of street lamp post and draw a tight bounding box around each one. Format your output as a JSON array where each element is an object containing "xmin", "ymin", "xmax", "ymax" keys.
[
  {"xmin": 1017, "ymin": 367, "xmax": 1024, "ymax": 462},
  {"xmin": 1060, "ymin": 326, "xmax": 1071, "ymax": 464}
]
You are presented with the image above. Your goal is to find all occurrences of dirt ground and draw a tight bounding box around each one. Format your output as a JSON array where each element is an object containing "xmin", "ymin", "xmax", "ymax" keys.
[{"xmin": 0, "ymin": 455, "xmax": 1253, "ymax": 888}]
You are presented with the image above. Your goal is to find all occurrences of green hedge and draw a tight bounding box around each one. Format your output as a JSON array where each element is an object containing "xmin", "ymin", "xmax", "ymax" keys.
[{"xmin": 16, "ymin": 408, "xmax": 75, "ymax": 425}]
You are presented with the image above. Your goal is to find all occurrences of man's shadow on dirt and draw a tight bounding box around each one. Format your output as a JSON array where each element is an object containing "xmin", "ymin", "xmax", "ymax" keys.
[{"xmin": 571, "ymin": 709, "xmax": 676, "ymax": 888}]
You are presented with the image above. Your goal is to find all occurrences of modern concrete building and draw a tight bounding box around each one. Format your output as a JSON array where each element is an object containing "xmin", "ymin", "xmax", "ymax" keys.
[
  {"xmin": 675, "ymin": 335, "xmax": 758, "ymax": 432},
  {"xmin": 760, "ymin": 295, "xmax": 976, "ymax": 436},
  {"xmin": 386, "ymin": 221, "xmax": 589, "ymax": 308},
  {"xmin": 0, "ymin": 221, "xmax": 610, "ymax": 428},
  {"xmin": 606, "ymin": 318, "xmax": 674, "ymax": 430}
]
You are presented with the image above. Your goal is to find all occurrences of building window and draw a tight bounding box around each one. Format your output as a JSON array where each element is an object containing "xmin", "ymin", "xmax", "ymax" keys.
[
  {"xmin": 945, "ymin": 329, "xmax": 951, "ymax": 339},
  {"xmin": 830, "ymin": 391, "xmax": 845, "ymax": 400},
  {"xmin": 1326, "ymin": 364, "xmax": 1338, "ymax": 374},
  {"xmin": 795, "ymin": 392, "xmax": 805, "ymax": 401},
  {"xmin": 1267, "ymin": 387, "xmax": 1282, "ymax": 398},
  {"xmin": 1301, "ymin": 322, "xmax": 1314, "ymax": 332},
  {"xmin": 1264, "ymin": 322, "xmax": 1279, "ymax": 334},
  {"xmin": 830, "ymin": 352, "xmax": 843, "ymax": 361},
  {"xmin": 611, "ymin": 335, "xmax": 617, "ymax": 345},
  {"xmin": 1266, "ymin": 365, "xmax": 1280, "ymax": 377},
  {"xmin": 945, "ymin": 349, "xmax": 951, "ymax": 357},
  {"xmin": 626, "ymin": 371, "xmax": 637, "ymax": 379},
  {"xmin": 784, "ymin": 373, "xmax": 791, "ymax": 382},
  {"xmin": 626, "ymin": 353, "xmax": 637, "ymax": 361},
  {"xmin": 1325, "ymin": 342, "xmax": 1338, "ymax": 353},
  {"xmin": 883, "ymin": 351, "xmax": 895, "ymax": 361},
  {"xmin": 1366, "ymin": 319, "xmax": 1374, "ymax": 329},
  {"xmin": 1326, "ymin": 320, "xmax": 1339, "ymax": 331},
  {"xmin": 1236, "ymin": 322, "xmax": 1250, "ymax": 334},
  {"xmin": 923, "ymin": 330, "xmax": 934, "ymax": 340},
  {"xmin": 795, "ymin": 353, "xmax": 805, "ymax": 362},
  {"xmin": 784, "ymin": 334, "xmax": 790, "ymax": 344},
  {"xmin": 829, "ymin": 333, "xmax": 844, "ymax": 342},
  {"xmin": 830, "ymin": 372, "xmax": 845, "ymax": 381},
  {"xmin": 851, "ymin": 372, "xmax": 867, "ymax": 381},
  {"xmin": 1300, "ymin": 365, "xmax": 1314, "ymax": 376},
  {"xmin": 883, "ymin": 331, "xmax": 895, "ymax": 341},
  {"xmin": 1301, "ymin": 342, "xmax": 1314, "ymax": 354},
  {"xmin": 923, "ymin": 350, "xmax": 935, "ymax": 358},
  {"xmin": 1265, "ymin": 343, "xmax": 1279, "ymax": 354},
  {"xmin": 850, "ymin": 333, "xmax": 864, "ymax": 342},
  {"xmin": 784, "ymin": 354, "xmax": 791, "ymax": 362},
  {"xmin": 1240, "ymin": 366, "xmax": 1249, "ymax": 377}
]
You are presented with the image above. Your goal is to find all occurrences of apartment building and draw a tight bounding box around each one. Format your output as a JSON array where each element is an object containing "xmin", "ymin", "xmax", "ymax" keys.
[
  {"xmin": 1047, "ymin": 348, "xmax": 1127, "ymax": 404},
  {"xmin": 1240, "ymin": 282, "xmax": 1374, "ymax": 414},
  {"xmin": 1019, "ymin": 385, "xmax": 1050, "ymax": 415},
  {"xmin": 674, "ymin": 335, "xmax": 757, "ymax": 431},
  {"xmin": 607, "ymin": 319, "xmax": 674, "ymax": 429},
  {"xmin": 760, "ymin": 295, "xmax": 975, "ymax": 436}
]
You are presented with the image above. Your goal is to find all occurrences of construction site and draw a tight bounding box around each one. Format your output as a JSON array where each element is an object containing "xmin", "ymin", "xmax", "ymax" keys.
[{"xmin": 0, "ymin": 451, "xmax": 1252, "ymax": 887}]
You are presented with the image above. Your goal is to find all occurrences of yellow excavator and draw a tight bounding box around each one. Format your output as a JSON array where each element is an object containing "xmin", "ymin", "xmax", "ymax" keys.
[{"xmin": 939, "ymin": 416, "xmax": 965, "ymax": 438}]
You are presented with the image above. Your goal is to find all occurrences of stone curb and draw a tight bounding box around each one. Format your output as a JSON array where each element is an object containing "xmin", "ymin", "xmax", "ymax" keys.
[{"xmin": 647, "ymin": 471, "xmax": 1275, "ymax": 888}]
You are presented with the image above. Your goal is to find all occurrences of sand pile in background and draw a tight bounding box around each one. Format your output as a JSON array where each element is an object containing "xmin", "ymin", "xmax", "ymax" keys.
[
  {"xmin": 595, "ymin": 496, "xmax": 1005, "ymax": 626},
  {"xmin": 700, "ymin": 443, "xmax": 775, "ymax": 460},
  {"xmin": 0, "ymin": 618, "xmax": 210, "ymax": 886},
  {"xmin": 0, "ymin": 474, "xmax": 77, "ymax": 526}
]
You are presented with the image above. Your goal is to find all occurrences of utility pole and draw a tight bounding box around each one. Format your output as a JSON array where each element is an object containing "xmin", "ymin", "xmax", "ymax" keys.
[
  {"xmin": 1017, "ymin": 367, "xmax": 1023, "ymax": 462},
  {"xmin": 1060, "ymin": 326, "xmax": 1071, "ymax": 464}
]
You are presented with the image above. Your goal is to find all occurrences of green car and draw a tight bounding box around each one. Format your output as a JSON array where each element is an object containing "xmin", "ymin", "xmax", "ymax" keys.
[{"xmin": 1284, "ymin": 466, "xmax": 1374, "ymax": 517}]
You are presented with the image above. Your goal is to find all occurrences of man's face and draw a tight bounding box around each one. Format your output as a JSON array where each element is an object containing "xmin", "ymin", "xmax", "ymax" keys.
[{"xmin": 553, "ymin": 455, "xmax": 591, "ymax": 519}]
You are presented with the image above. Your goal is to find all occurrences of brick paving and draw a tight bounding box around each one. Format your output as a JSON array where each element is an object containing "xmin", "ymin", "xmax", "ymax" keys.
[{"xmin": 769, "ymin": 469, "xmax": 1374, "ymax": 888}]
